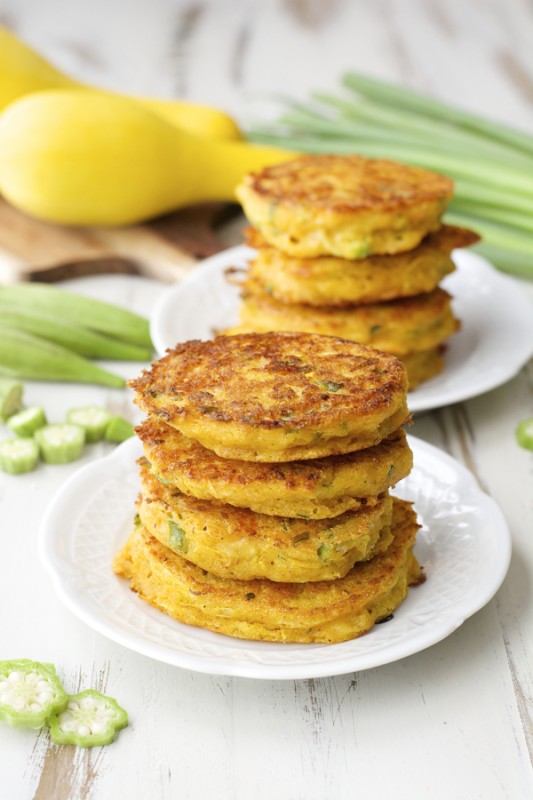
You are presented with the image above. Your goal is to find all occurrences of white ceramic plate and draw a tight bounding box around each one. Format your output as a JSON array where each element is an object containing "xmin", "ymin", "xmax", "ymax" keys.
[
  {"xmin": 150, "ymin": 246, "xmax": 533, "ymax": 413},
  {"xmin": 39, "ymin": 436, "xmax": 510, "ymax": 680}
]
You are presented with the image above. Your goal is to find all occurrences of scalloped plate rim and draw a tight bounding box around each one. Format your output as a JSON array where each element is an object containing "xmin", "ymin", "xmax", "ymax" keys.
[
  {"xmin": 38, "ymin": 435, "xmax": 511, "ymax": 679},
  {"xmin": 150, "ymin": 246, "xmax": 533, "ymax": 413}
]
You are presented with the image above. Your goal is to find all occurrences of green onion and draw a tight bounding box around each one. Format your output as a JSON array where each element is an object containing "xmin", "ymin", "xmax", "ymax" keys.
[
  {"xmin": 246, "ymin": 74, "xmax": 533, "ymax": 277},
  {"xmin": 342, "ymin": 74, "xmax": 533, "ymax": 157}
]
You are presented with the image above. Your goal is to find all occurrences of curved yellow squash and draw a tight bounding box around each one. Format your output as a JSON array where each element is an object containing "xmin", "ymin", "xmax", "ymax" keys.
[
  {"xmin": 0, "ymin": 27, "xmax": 241, "ymax": 141},
  {"xmin": 0, "ymin": 90, "xmax": 293, "ymax": 226}
]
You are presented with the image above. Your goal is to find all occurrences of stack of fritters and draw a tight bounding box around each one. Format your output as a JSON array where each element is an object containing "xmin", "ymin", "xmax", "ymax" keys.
[
  {"xmin": 114, "ymin": 331, "xmax": 425, "ymax": 644},
  {"xmin": 233, "ymin": 155, "xmax": 479, "ymax": 389}
]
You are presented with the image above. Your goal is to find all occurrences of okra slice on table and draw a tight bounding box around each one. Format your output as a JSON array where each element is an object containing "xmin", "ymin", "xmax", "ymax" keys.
[
  {"xmin": 516, "ymin": 417, "xmax": 533, "ymax": 451},
  {"xmin": 66, "ymin": 406, "xmax": 111, "ymax": 443},
  {"xmin": 0, "ymin": 659, "xmax": 68, "ymax": 729},
  {"xmin": 0, "ymin": 438, "xmax": 39, "ymax": 474},
  {"xmin": 0, "ymin": 378, "xmax": 23, "ymax": 420},
  {"xmin": 35, "ymin": 424, "xmax": 85, "ymax": 464},
  {"xmin": 7, "ymin": 406, "xmax": 47, "ymax": 437},
  {"xmin": 48, "ymin": 689, "xmax": 128, "ymax": 747},
  {"xmin": 104, "ymin": 415, "xmax": 135, "ymax": 442}
]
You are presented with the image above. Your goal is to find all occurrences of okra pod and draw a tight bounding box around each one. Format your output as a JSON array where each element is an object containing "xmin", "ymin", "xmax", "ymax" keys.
[
  {"xmin": 0, "ymin": 326, "xmax": 125, "ymax": 388},
  {"xmin": 0, "ymin": 305, "xmax": 152, "ymax": 361},
  {"xmin": 0, "ymin": 284, "xmax": 152, "ymax": 347}
]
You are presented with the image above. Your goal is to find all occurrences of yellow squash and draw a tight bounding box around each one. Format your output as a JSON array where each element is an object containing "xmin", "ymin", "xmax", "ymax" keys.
[
  {"xmin": 0, "ymin": 27, "xmax": 241, "ymax": 141},
  {"xmin": 0, "ymin": 90, "xmax": 293, "ymax": 226}
]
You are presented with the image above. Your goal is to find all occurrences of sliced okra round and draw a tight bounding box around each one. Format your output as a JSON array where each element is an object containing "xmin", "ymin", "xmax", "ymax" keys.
[
  {"xmin": 49, "ymin": 689, "xmax": 128, "ymax": 747},
  {"xmin": 7, "ymin": 406, "xmax": 47, "ymax": 437},
  {"xmin": 0, "ymin": 437, "xmax": 39, "ymax": 474},
  {"xmin": 104, "ymin": 415, "xmax": 134, "ymax": 443},
  {"xmin": 0, "ymin": 659, "xmax": 68, "ymax": 729},
  {"xmin": 66, "ymin": 406, "xmax": 111, "ymax": 443},
  {"xmin": 34, "ymin": 424, "xmax": 85, "ymax": 464},
  {"xmin": 516, "ymin": 417, "xmax": 533, "ymax": 451},
  {"xmin": 0, "ymin": 378, "xmax": 23, "ymax": 421}
]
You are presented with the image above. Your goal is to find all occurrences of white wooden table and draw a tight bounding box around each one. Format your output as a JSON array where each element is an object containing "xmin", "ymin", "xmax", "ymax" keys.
[{"xmin": 1, "ymin": 1, "xmax": 533, "ymax": 798}]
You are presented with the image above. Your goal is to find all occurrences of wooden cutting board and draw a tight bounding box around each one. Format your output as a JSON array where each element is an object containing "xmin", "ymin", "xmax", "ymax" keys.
[{"xmin": 0, "ymin": 198, "xmax": 244, "ymax": 283}]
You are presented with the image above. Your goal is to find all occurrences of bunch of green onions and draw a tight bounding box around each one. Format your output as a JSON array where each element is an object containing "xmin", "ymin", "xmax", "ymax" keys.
[{"xmin": 246, "ymin": 73, "xmax": 533, "ymax": 278}]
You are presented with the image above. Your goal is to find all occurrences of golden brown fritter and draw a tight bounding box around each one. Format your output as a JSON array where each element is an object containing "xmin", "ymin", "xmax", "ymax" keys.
[
  {"xmin": 235, "ymin": 155, "xmax": 454, "ymax": 259},
  {"xmin": 400, "ymin": 347, "xmax": 445, "ymax": 390},
  {"xmin": 113, "ymin": 498, "xmax": 425, "ymax": 644},
  {"xmin": 130, "ymin": 332, "xmax": 409, "ymax": 462},
  {"xmin": 244, "ymin": 225, "xmax": 479, "ymax": 306},
  {"xmin": 230, "ymin": 287, "xmax": 459, "ymax": 356},
  {"xmin": 137, "ymin": 417, "xmax": 412, "ymax": 518},
  {"xmin": 137, "ymin": 461, "xmax": 394, "ymax": 582}
]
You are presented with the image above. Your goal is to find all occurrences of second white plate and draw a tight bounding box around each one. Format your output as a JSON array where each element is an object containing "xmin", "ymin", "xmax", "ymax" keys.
[{"xmin": 150, "ymin": 246, "xmax": 533, "ymax": 413}]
